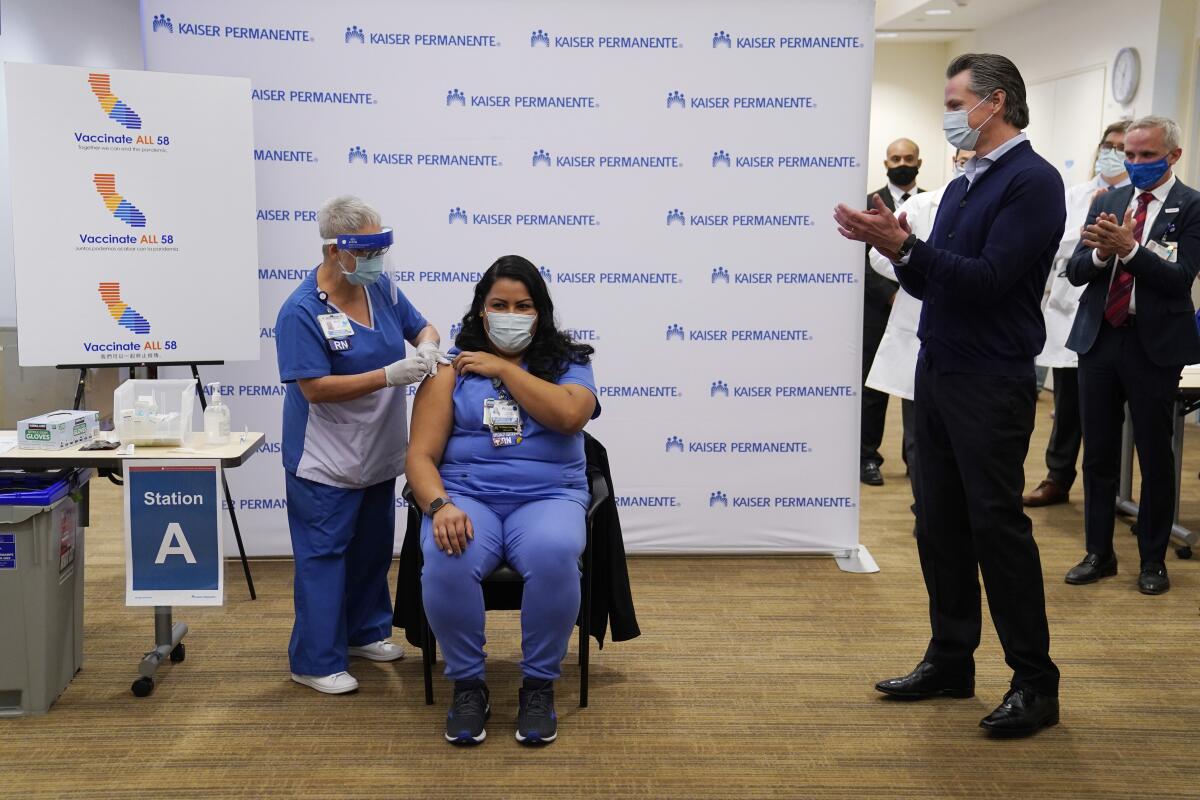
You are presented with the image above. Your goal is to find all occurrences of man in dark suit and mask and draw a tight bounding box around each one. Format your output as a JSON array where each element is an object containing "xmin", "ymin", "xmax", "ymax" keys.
[
  {"xmin": 861, "ymin": 137, "xmax": 924, "ymax": 486},
  {"xmin": 1063, "ymin": 115, "xmax": 1200, "ymax": 595}
]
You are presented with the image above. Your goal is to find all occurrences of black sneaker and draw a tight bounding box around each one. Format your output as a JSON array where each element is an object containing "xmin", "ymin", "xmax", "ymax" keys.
[
  {"xmin": 445, "ymin": 679, "xmax": 490, "ymax": 746},
  {"xmin": 516, "ymin": 678, "xmax": 558, "ymax": 745}
]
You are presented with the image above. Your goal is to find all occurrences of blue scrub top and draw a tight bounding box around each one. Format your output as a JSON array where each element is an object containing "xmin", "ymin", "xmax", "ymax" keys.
[
  {"xmin": 276, "ymin": 269, "xmax": 428, "ymax": 489},
  {"xmin": 440, "ymin": 352, "xmax": 601, "ymax": 507}
]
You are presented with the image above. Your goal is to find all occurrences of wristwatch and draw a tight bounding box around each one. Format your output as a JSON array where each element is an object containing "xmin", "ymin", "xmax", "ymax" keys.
[
  {"xmin": 428, "ymin": 497, "xmax": 453, "ymax": 515},
  {"xmin": 895, "ymin": 232, "xmax": 918, "ymax": 260}
]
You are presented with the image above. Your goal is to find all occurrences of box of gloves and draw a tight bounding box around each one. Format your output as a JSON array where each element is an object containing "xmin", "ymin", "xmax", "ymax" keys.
[{"xmin": 17, "ymin": 410, "xmax": 100, "ymax": 450}]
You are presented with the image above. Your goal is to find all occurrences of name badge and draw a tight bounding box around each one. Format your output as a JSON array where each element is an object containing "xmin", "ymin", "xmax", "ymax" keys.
[
  {"xmin": 1146, "ymin": 239, "xmax": 1178, "ymax": 263},
  {"xmin": 1164, "ymin": 207, "xmax": 1180, "ymax": 214},
  {"xmin": 329, "ymin": 338, "xmax": 352, "ymax": 352},
  {"xmin": 317, "ymin": 313, "xmax": 354, "ymax": 340},
  {"xmin": 484, "ymin": 397, "xmax": 523, "ymax": 447}
]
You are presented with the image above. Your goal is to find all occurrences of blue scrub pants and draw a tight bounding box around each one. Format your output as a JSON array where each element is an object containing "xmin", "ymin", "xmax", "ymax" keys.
[
  {"xmin": 285, "ymin": 471, "xmax": 396, "ymax": 676},
  {"xmin": 421, "ymin": 495, "xmax": 585, "ymax": 682}
]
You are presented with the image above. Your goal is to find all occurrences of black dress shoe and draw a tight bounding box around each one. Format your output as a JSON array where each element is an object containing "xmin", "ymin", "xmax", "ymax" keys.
[
  {"xmin": 1064, "ymin": 552, "xmax": 1118, "ymax": 585},
  {"xmin": 979, "ymin": 687, "xmax": 1059, "ymax": 737},
  {"xmin": 875, "ymin": 661, "xmax": 974, "ymax": 699},
  {"xmin": 1138, "ymin": 562, "xmax": 1170, "ymax": 595},
  {"xmin": 860, "ymin": 462, "xmax": 884, "ymax": 486}
]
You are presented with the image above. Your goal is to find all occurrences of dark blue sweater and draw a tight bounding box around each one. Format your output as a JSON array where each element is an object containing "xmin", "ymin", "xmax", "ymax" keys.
[{"xmin": 895, "ymin": 140, "xmax": 1065, "ymax": 376}]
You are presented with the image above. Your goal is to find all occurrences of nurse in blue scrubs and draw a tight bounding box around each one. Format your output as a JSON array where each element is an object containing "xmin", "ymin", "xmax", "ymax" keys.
[
  {"xmin": 275, "ymin": 196, "xmax": 449, "ymax": 695},
  {"xmin": 406, "ymin": 255, "xmax": 600, "ymax": 746}
]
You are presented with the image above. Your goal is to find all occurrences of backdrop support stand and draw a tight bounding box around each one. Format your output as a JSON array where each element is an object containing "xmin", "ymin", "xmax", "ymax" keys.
[{"xmin": 58, "ymin": 361, "xmax": 257, "ymax": 599}]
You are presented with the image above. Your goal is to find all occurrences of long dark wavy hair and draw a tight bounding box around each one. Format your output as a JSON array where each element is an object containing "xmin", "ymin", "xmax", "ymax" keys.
[{"xmin": 455, "ymin": 255, "xmax": 594, "ymax": 382}]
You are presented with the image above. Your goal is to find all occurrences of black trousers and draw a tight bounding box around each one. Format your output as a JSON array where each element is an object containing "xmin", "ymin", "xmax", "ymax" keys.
[
  {"xmin": 1044, "ymin": 367, "xmax": 1082, "ymax": 489},
  {"xmin": 901, "ymin": 398, "xmax": 921, "ymax": 531},
  {"xmin": 914, "ymin": 360, "xmax": 1059, "ymax": 696},
  {"xmin": 1078, "ymin": 322, "xmax": 1182, "ymax": 565},
  {"xmin": 861, "ymin": 312, "xmax": 889, "ymax": 466}
]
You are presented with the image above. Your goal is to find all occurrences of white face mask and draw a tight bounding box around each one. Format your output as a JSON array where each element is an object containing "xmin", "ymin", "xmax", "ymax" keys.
[
  {"xmin": 485, "ymin": 311, "xmax": 536, "ymax": 354},
  {"xmin": 1094, "ymin": 147, "xmax": 1127, "ymax": 178},
  {"xmin": 943, "ymin": 94, "xmax": 996, "ymax": 150}
]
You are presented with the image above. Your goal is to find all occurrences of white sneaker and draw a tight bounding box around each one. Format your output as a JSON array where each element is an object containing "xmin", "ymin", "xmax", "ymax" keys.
[
  {"xmin": 291, "ymin": 671, "xmax": 359, "ymax": 694},
  {"xmin": 348, "ymin": 639, "xmax": 406, "ymax": 662}
]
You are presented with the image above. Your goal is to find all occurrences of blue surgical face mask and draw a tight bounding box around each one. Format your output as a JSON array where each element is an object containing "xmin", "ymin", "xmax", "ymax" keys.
[
  {"xmin": 341, "ymin": 253, "xmax": 384, "ymax": 286},
  {"xmin": 1095, "ymin": 147, "xmax": 1127, "ymax": 178},
  {"xmin": 486, "ymin": 311, "xmax": 536, "ymax": 354},
  {"xmin": 943, "ymin": 94, "xmax": 996, "ymax": 150},
  {"xmin": 1124, "ymin": 157, "xmax": 1170, "ymax": 190}
]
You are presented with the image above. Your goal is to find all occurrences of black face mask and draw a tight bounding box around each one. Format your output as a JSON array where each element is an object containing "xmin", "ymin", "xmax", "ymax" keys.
[{"xmin": 887, "ymin": 165, "xmax": 919, "ymax": 187}]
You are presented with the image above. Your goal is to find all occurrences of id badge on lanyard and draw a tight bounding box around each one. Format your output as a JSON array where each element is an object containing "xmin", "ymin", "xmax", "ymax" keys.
[
  {"xmin": 317, "ymin": 312, "xmax": 354, "ymax": 352},
  {"xmin": 484, "ymin": 379, "xmax": 522, "ymax": 447}
]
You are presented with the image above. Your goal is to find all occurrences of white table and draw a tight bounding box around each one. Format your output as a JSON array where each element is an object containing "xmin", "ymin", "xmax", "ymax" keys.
[
  {"xmin": 1115, "ymin": 369, "xmax": 1200, "ymax": 559},
  {"xmin": 0, "ymin": 432, "xmax": 265, "ymax": 696}
]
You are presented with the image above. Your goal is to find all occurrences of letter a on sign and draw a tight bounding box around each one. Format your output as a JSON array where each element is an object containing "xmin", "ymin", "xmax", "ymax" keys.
[{"xmin": 155, "ymin": 522, "xmax": 198, "ymax": 564}]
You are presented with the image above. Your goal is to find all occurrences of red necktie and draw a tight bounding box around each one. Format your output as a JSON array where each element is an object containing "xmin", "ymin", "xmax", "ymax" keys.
[{"xmin": 1104, "ymin": 191, "xmax": 1155, "ymax": 327}]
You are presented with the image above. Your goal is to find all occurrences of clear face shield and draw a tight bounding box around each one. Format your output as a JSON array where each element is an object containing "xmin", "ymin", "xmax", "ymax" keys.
[{"xmin": 322, "ymin": 227, "xmax": 393, "ymax": 286}]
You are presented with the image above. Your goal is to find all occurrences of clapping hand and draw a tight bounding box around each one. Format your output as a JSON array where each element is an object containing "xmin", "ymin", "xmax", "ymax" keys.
[
  {"xmin": 834, "ymin": 194, "xmax": 912, "ymax": 260},
  {"xmin": 1082, "ymin": 209, "xmax": 1136, "ymax": 261}
]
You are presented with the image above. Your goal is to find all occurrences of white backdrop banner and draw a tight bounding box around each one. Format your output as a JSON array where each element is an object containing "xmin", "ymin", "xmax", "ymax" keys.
[
  {"xmin": 141, "ymin": 0, "xmax": 874, "ymax": 555},
  {"xmin": 5, "ymin": 62, "xmax": 259, "ymax": 367}
]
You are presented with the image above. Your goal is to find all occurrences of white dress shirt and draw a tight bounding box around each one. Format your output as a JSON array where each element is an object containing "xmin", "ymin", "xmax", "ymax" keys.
[
  {"xmin": 887, "ymin": 182, "xmax": 914, "ymax": 207},
  {"xmin": 1091, "ymin": 173, "xmax": 1178, "ymax": 314}
]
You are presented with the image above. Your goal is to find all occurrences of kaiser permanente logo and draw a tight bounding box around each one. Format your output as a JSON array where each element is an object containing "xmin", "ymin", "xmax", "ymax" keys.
[
  {"xmin": 447, "ymin": 207, "xmax": 599, "ymax": 227},
  {"xmin": 707, "ymin": 490, "xmax": 855, "ymax": 509},
  {"xmin": 347, "ymin": 145, "xmax": 502, "ymax": 167},
  {"xmin": 665, "ymin": 435, "xmax": 812, "ymax": 454},
  {"xmin": 252, "ymin": 87, "xmax": 376, "ymax": 106},
  {"xmin": 530, "ymin": 148, "xmax": 681, "ymax": 169},
  {"xmin": 665, "ymin": 324, "xmax": 813, "ymax": 342},
  {"xmin": 445, "ymin": 87, "xmax": 598, "ymax": 109},
  {"xmin": 665, "ymin": 208, "xmax": 814, "ymax": 227},
  {"xmin": 710, "ymin": 31, "xmax": 864, "ymax": 49},
  {"xmin": 710, "ymin": 149, "xmax": 859, "ymax": 169},
  {"xmin": 344, "ymin": 25, "xmax": 499, "ymax": 47},
  {"xmin": 150, "ymin": 12, "xmax": 312, "ymax": 42},
  {"xmin": 665, "ymin": 89, "xmax": 816, "ymax": 109},
  {"xmin": 528, "ymin": 29, "xmax": 680, "ymax": 49},
  {"xmin": 710, "ymin": 265, "xmax": 857, "ymax": 286},
  {"xmin": 706, "ymin": 380, "xmax": 855, "ymax": 398}
]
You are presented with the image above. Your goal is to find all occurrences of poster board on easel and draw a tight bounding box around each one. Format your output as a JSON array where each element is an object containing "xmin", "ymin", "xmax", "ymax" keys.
[{"xmin": 4, "ymin": 62, "xmax": 259, "ymax": 367}]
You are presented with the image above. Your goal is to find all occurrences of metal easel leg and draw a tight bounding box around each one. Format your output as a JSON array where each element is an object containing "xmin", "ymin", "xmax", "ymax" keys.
[{"xmin": 191, "ymin": 364, "xmax": 257, "ymax": 600}]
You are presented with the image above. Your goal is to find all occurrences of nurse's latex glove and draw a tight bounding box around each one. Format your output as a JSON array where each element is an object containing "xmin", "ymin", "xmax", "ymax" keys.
[
  {"xmin": 384, "ymin": 356, "xmax": 430, "ymax": 387},
  {"xmin": 416, "ymin": 341, "xmax": 453, "ymax": 376}
]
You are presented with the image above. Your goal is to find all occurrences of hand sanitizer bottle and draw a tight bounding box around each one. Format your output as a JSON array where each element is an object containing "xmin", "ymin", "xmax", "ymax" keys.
[{"xmin": 204, "ymin": 382, "xmax": 231, "ymax": 445}]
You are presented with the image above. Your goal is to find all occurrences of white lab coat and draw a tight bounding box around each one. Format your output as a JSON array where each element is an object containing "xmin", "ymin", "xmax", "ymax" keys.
[
  {"xmin": 864, "ymin": 185, "xmax": 946, "ymax": 401},
  {"xmin": 1036, "ymin": 176, "xmax": 1129, "ymax": 368}
]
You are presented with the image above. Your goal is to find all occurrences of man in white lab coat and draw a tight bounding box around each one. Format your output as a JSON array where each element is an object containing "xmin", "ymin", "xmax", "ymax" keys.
[
  {"xmin": 866, "ymin": 149, "xmax": 973, "ymax": 534},
  {"xmin": 1024, "ymin": 121, "xmax": 1131, "ymax": 507}
]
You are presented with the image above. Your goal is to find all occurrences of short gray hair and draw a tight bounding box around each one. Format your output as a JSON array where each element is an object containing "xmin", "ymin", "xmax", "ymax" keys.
[
  {"xmin": 946, "ymin": 53, "xmax": 1029, "ymax": 130},
  {"xmin": 1127, "ymin": 115, "xmax": 1182, "ymax": 151},
  {"xmin": 318, "ymin": 195, "xmax": 381, "ymax": 240}
]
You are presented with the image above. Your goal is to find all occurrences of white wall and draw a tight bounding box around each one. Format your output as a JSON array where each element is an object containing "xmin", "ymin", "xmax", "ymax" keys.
[
  {"xmin": 950, "ymin": 0, "xmax": 1199, "ymax": 180},
  {"xmin": 0, "ymin": 0, "xmax": 143, "ymax": 328},
  {"xmin": 867, "ymin": 41, "xmax": 952, "ymax": 195}
]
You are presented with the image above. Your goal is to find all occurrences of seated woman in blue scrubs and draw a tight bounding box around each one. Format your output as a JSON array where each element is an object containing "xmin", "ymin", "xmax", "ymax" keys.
[
  {"xmin": 406, "ymin": 255, "xmax": 600, "ymax": 746},
  {"xmin": 276, "ymin": 195, "xmax": 449, "ymax": 695}
]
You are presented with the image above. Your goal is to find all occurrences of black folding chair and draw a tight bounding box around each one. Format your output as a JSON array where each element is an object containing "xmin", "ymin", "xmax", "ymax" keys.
[{"xmin": 402, "ymin": 470, "xmax": 608, "ymax": 708}]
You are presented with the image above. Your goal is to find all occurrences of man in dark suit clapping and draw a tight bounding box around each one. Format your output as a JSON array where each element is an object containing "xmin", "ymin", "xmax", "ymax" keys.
[{"xmin": 1064, "ymin": 115, "xmax": 1200, "ymax": 595}]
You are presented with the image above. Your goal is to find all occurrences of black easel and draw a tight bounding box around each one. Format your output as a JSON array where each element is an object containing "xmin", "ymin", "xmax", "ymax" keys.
[{"xmin": 58, "ymin": 360, "xmax": 257, "ymax": 600}]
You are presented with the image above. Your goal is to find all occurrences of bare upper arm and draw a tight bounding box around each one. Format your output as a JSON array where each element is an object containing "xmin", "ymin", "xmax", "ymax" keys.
[{"xmin": 407, "ymin": 366, "xmax": 456, "ymax": 466}]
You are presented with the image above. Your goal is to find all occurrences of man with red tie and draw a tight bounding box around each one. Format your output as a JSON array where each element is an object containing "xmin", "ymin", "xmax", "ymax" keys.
[{"xmin": 1064, "ymin": 115, "xmax": 1200, "ymax": 595}]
